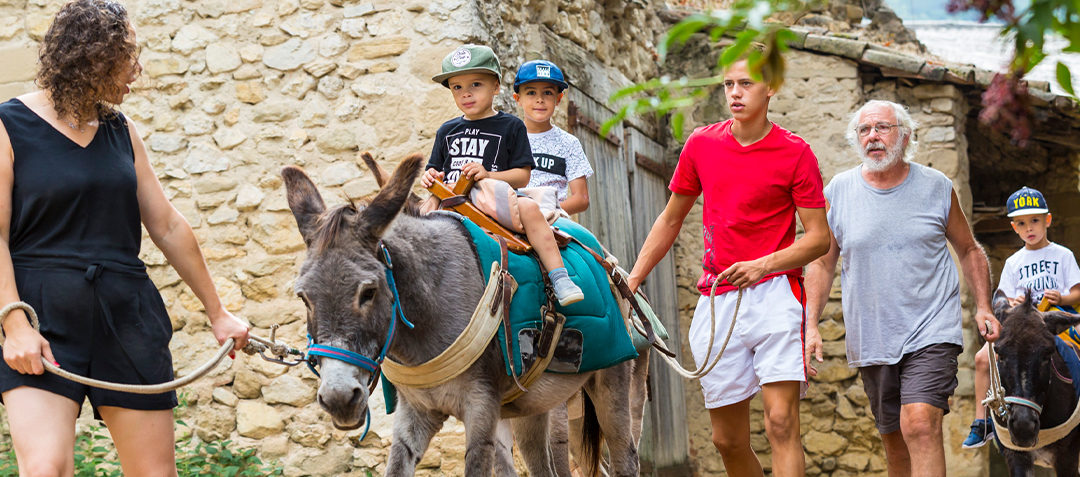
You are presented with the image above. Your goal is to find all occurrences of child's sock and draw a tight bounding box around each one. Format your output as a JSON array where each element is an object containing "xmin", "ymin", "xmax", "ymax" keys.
[{"xmin": 548, "ymin": 267, "xmax": 569, "ymax": 282}]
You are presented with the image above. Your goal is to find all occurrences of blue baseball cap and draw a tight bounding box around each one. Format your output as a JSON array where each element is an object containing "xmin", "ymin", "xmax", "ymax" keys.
[
  {"xmin": 1006, "ymin": 186, "xmax": 1049, "ymax": 217},
  {"xmin": 513, "ymin": 60, "xmax": 568, "ymax": 92}
]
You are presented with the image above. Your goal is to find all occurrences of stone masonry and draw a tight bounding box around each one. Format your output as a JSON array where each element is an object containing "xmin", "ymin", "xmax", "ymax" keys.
[
  {"xmin": 0, "ymin": 0, "xmax": 666, "ymax": 475},
  {"xmin": 3, "ymin": 0, "xmax": 1077, "ymax": 475}
]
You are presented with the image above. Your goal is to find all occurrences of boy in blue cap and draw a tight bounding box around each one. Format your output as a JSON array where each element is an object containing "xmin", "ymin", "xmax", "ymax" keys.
[
  {"xmin": 963, "ymin": 186, "xmax": 1080, "ymax": 448},
  {"xmin": 513, "ymin": 60, "xmax": 593, "ymax": 215},
  {"xmin": 421, "ymin": 45, "xmax": 584, "ymax": 306}
]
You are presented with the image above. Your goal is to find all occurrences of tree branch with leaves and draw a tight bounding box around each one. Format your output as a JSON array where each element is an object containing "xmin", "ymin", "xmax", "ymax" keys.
[{"xmin": 606, "ymin": 0, "xmax": 1079, "ymax": 146}]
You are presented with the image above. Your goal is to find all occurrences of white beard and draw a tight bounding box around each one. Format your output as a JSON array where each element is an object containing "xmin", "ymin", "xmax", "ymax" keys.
[{"xmin": 859, "ymin": 140, "xmax": 904, "ymax": 172}]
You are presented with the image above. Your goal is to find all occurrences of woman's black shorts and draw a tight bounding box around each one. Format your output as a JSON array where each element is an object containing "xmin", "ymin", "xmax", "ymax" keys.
[{"xmin": 0, "ymin": 265, "xmax": 177, "ymax": 417}]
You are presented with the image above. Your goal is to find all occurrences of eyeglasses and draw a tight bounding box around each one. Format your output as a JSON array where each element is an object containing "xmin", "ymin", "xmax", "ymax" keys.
[{"xmin": 855, "ymin": 123, "xmax": 900, "ymax": 137}]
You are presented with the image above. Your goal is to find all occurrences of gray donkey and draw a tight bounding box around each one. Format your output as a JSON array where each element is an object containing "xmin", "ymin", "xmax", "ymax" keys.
[{"xmin": 282, "ymin": 153, "xmax": 649, "ymax": 476}]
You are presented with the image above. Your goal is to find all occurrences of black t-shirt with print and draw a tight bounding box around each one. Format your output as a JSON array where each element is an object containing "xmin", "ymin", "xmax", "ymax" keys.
[{"xmin": 427, "ymin": 111, "xmax": 533, "ymax": 184}]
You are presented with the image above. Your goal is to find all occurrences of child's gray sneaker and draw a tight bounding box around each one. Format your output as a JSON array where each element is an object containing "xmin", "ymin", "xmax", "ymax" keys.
[{"xmin": 552, "ymin": 276, "xmax": 584, "ymax": 306}]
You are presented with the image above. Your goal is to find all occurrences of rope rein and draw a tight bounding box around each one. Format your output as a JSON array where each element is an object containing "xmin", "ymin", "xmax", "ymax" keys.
[
  {"xmin": 0, "ymin": 301, "xmax": 306, "ymax": 395},
  {"xmin": 648, "ymin": 278, "xmax": 742, "ymax": 380}
]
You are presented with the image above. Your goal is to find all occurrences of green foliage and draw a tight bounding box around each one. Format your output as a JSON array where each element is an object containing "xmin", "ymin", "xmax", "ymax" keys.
[
  {"xmin": 1001, "ymin": 0, "xmax": 1080, "ymax": 95},
  {"xmin": 0, "ymin": 400, "xmax": 283, "ymax": 477},
  {"xmin": 1058, "ymin": 61, "xmax": 1076, "ymax": 96},
  {"xmin": 607, "ymin": 0, "xmax": 1079, "ymax": 142},
  {"xmin": 174, "ymin": 439, "xmax": 283, "ymax": 477},
  {"xmin": 603, "ymin": 1, "xmax": 816, "ymax": 140}
]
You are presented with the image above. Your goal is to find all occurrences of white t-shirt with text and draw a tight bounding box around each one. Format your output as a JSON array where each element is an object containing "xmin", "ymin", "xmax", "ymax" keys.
[
  {"xmin": 525, "ymin": 126, "xmax": 593, "ymax": 202},
  {"xmin": 997, "ymin": 242, "xmax": 1080, "ymax": 303}
]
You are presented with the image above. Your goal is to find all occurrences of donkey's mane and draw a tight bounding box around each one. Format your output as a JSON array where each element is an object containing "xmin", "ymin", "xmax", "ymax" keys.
[
  {"xmin": 1000, "ymin": 290, "xmax": 1055, "ymax": 347},
  {"xmin": 1002, "ymin": 311, "xmax": 1053, "ymax": 347},
  {"xmin": 311, "ymin": 201, "xmax": 360, "ymax": 254},
  {"xmin": 309, "ymin": 197, "xmax": 425, "ymax": 253}
]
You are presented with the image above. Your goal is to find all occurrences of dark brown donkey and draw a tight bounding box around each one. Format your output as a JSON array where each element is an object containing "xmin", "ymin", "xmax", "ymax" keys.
[
  {"xmin": 282, "ymin": 154, "xmax": 649, "ymax": 477},
  {"xmin": 992, "ymin": 290, "xmax": 1080, "ymax": 476}
]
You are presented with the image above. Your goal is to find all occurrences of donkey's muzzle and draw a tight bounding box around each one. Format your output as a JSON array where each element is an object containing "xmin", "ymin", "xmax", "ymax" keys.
[
  {"xmin": 1008, "ymin": 411, "xmax": 1041, "ymax": 448},
  {"xmin": 316, "ymin": 361, "xmax": 371, "ymax": 429}
]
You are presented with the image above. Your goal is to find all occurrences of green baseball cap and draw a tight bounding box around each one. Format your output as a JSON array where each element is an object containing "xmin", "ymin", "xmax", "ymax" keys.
[{"xmin": 432, "ymin": 44, "xmax": 502, "ymax": 87}]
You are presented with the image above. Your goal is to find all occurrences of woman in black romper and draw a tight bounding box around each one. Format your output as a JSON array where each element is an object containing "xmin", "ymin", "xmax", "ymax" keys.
[{"xmin": 0, "ymin": 1, "xmax": 249, "ymax": 474}]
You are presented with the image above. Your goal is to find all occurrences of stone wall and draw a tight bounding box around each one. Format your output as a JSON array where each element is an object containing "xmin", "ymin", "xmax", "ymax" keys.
[
  {"xmin": 5, "ymin": 0, "xmax": 1065, "ymax": 474},
  {"xmin": 667, "ymin": 47, "xmax": 987, "ymax": 476},
  {"xmin": 0, "ymin": 0, "xmax": 665, "ymax": 475}
]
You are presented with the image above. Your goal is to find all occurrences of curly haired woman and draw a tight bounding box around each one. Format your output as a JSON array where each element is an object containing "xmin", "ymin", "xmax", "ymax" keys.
[{"xmin": 0, "ymin": 1, "xmax": 249, "ymax": 474}]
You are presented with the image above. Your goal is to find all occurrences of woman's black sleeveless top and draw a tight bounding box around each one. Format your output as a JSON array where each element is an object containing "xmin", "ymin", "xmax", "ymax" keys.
[
  {"xmin": 0, "ymin": 98, "xmax": 145, "ymax": 272},
  {"xmin": 0, "ymin": 99, "xmax": 177, "ymax": 397}
]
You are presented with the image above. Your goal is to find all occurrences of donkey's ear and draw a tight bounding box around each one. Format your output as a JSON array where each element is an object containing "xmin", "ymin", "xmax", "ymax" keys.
[
  {"xmin": 282, "ymin": 166, "xmax": 326, "ymax": 246},
  {"xmin": 993, "ymin": 289, "xmax": 1012, "ymax": 319},
  {"xmin": 359, "ymin": 151, "xmax": 424, "ymax": 211},
  {"xmin": 357, "ymin": 153, "xmax": 424, "ymax": 240},
  {"xmin": 1043, "ymin": 310, "xmax": 1080, "ymax": 335},
  {"xmin": 359, "ymin": 151, "xmax": 390, "ymax": 188}
]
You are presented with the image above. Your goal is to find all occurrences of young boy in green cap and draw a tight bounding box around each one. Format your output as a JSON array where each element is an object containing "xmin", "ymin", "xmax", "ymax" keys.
[{"xmin": 421, "ymin": 44, "xmax": 584, "ymax": 306}]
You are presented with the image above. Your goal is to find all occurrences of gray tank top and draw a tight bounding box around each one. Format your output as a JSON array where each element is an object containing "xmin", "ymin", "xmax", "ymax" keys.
[{"xmin": 825, "ymin": 162, "xmax": 963, "ymax": 367}]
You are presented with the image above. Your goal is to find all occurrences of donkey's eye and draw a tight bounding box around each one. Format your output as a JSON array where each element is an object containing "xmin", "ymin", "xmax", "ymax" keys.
[{"xmin": 360, "ymin": 288, "xmax": 376, "ymax": 303}]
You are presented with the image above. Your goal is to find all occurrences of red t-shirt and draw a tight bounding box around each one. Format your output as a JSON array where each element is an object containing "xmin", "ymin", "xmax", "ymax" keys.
[{"xmin": 669, "ymin": 120, "xmax": 825, "ymax": 295}]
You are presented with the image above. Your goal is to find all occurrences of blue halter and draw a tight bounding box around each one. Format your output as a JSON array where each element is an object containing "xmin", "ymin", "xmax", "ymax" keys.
[{"xmin": 304, "ymin": 241, "xmax": 415, "ymax": 439}]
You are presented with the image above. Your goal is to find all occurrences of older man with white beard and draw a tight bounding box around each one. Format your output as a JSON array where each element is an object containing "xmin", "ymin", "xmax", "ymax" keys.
[{"xmin": 803, "ymin": 100, "xmax": 1000, "ymax": 477}]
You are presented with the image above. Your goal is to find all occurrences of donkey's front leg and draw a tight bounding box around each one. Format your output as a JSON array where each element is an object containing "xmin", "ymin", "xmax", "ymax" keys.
[
  {"xmin": 462, "ymin": 390, "xmax": 502, "ymax": 475},
  {"xmin": 1003, "ymin": 450, "xmax": 1036, "ymax": 477},
  {"xmin": 1052, "ymin": 443, "xmax": 1080, "ymax": 477},
  {"xmin": 385, "ymin": 402, "xmax": 447, "ymax": 477}
]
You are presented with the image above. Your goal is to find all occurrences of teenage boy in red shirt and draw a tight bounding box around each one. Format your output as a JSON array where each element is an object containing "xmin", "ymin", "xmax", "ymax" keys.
[{"xmin": 628, "ymin": 48, "xmax": 830, "ymax": 476}]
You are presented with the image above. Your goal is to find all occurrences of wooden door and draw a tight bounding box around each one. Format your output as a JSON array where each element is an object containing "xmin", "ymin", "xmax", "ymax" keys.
[
  {"xmin": 625, "ymin": 127, "xmax": 691, "ymax": 476},
  {"xmin": 567, "ymin": 89, "xmax": 690, "ymax": 475},
  {"xmin": 566, "ymin": 90, "xmax": 635, "ymax": 263}
]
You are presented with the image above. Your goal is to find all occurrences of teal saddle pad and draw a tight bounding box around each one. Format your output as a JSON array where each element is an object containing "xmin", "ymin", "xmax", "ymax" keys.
[{"xmin": 460, "ymin": 216, "xmax": 638, "ymax": 375}]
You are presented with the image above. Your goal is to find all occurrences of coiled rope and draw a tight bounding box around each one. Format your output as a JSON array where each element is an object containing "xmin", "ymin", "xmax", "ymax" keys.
[
  {"xmin": 644, "ymin": 279, "xmax": 741, "ymax": 380},
  {"xmin": 0, "ymin": 301, "xmax": 300, "ymax": 394}
]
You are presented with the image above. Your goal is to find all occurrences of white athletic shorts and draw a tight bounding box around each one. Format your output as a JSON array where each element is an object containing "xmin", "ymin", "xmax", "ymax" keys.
[{"xmin": 689, "ymin": 275, "xmax": 807, "ymax": 408}]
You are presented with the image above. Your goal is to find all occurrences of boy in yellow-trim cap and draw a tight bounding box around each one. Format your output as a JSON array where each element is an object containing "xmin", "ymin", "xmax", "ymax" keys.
[{"xmin": 963, "ymin": 186, "xmax": 1080, "ymax": 448}]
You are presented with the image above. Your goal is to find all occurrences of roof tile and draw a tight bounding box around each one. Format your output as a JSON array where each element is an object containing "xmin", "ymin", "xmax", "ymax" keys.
[
  {"xmin": 862, "ymin": 48, "xmax": 925, "ymax": 74},
  {"xmin": 803, "ymin": 34, "xmax": 867, "ymax": 59}
]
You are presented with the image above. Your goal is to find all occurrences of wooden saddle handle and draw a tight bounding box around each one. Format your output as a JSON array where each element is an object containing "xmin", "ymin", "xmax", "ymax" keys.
[{"xmin": 424, "ymin": 177, "xmax": 532, "ymax": 253}]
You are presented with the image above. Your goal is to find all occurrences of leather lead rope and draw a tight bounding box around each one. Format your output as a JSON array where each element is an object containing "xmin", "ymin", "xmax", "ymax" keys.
[{"xmin": 0, "ymin": 301, "xmax": 305, "ymax": 394}]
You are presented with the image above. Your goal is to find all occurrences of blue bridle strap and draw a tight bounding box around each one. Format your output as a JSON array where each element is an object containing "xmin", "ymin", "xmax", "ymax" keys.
[
  {"xmin": 307, "ymin": 338, "xmax": 381, "ymax": 374},
  {"xmin": 380, "ymin": 243, "xmax": 415, "ymax": 330},
  {"xmin": 303, "ymin": 242, "xmax": 413, "ymax": 441},
  {"xmin": 304, "ymin": 241, "xmax": 414, "ymax": 375},
  {"xmin": 1005, "ymin": 396, "xmax": 1045, "ymax": 414}
]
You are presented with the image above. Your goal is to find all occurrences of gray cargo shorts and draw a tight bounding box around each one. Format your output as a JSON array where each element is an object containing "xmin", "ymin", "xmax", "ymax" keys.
[{"xmin": 859, "ymin": 343, "xmax": 963, "ymax": 434}]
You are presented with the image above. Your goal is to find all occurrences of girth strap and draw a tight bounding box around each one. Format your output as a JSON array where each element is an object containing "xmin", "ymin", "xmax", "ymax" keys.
[
  {"xmin": 380, "ymin": 260, "xmax": 514, "ymax": 388},
  {"xmin": 496, "ymin": 237, "xmax": 529, "ymax": 394},
  {"xmin": 501, "ymin": 249, "xmax": 566, "ymax": 405}
]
